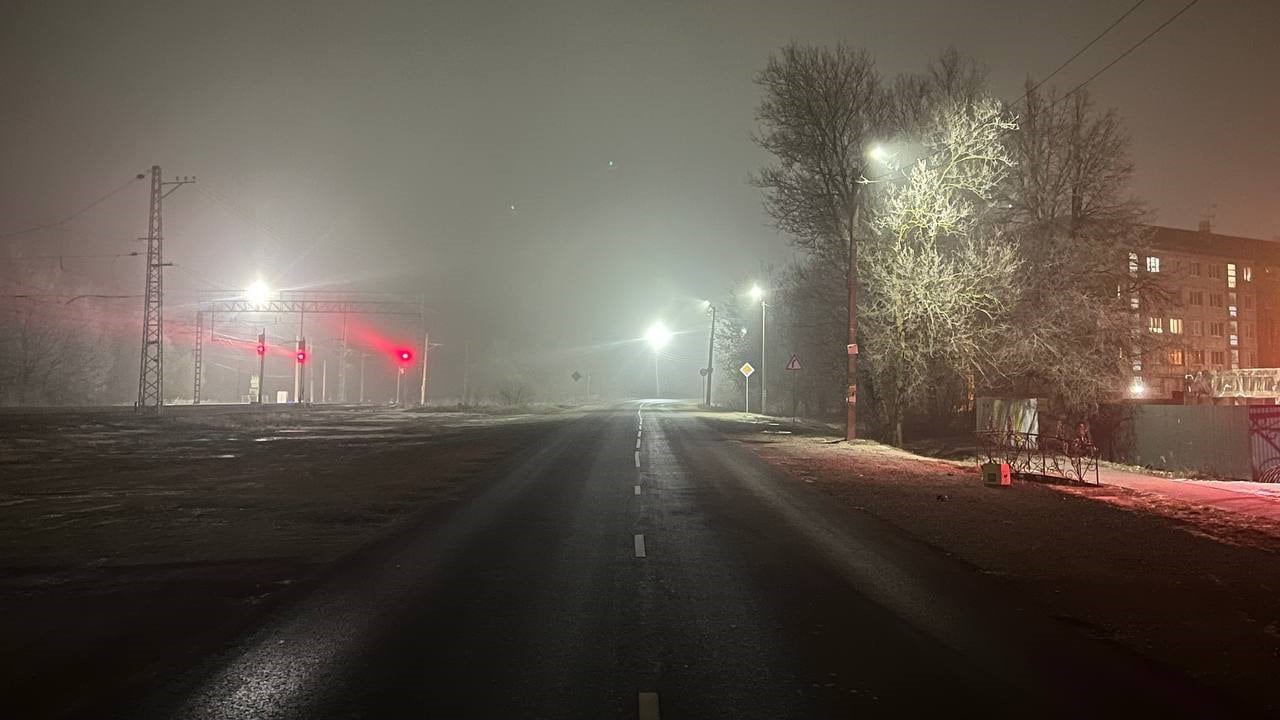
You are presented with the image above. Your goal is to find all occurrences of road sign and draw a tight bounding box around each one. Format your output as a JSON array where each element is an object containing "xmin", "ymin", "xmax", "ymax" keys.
[
  {"xmin": 699, "ymin": 367, "xmax": 709, "ymax": 377},
  {"xmin": 571, "ymin": 371, "xmax": 582, "ymax": 382},
  {"xmin": 739, "ymin": 362, "xmax": 755, "ymax": 378},
  {"xmin": 786, "ymin": 354, "xmax": 802, "ymax": 371}
]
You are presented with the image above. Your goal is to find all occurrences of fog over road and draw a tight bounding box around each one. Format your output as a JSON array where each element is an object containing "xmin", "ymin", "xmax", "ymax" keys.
[{"xmin": 99, "ymin": 402, "xmax": 1225, "ymax": 719}]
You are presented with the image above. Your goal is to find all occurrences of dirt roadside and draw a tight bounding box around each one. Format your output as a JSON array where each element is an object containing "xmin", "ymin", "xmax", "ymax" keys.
[
  {"xmin": 701, "ymin": 413, "xmax": 1280, "ymax": 715},
  {"xmin": 0, "ymin": 408, "xmax": 575, "ymax": 719}
]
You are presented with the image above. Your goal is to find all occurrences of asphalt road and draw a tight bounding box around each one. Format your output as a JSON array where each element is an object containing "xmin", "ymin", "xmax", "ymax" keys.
[{"xmin": 117, "ymin": 402, "xmax": 1228, "ymax": 718}]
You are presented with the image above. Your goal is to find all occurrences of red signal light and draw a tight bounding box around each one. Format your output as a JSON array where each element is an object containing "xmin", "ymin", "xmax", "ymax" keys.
[
  {"xmin": 256, "ymin": 344, "xmax": 266, "ymax": 355},
  {"xmin": 396, "ymin": 349, "xmax": 413, "ymax": 363},
  {"xmin": 296, "ymin": 351, "xmax": 307, "ymax": 363}
]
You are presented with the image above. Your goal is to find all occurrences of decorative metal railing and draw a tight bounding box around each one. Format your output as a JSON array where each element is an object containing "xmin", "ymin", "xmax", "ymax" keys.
[{"xmin": 976, "ymin": 429, "xmax": 1100, "ymax": 486}]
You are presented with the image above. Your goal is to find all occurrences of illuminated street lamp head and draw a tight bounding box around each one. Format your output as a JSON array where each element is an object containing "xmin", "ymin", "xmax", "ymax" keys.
[
  {"xmin": 645, "ymin": 321, "xmax": 673, "ymax": 351},
  {"xmin": 245, "ymin": 279, "xmax": 270, "ymax": 305},
  {"xmin": 749, "ymin": 284, "xmax": 764, "ymax": 302},
  {"xmin": 869, "ymin": 145, "xmax": 889, "ymax": 163}
]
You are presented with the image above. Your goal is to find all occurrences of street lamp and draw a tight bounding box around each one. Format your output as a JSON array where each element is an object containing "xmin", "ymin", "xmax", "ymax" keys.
[
  {"xmin": 245, "ymin": 279, "xmax": 270, "ymax": 306},
  {"xmin": 749, "ymin": 284, "xmax": 767, "ymax": 415},
  {"xmin": 645, "ymin": 321, "xmax": 672, "ymax": 397}
]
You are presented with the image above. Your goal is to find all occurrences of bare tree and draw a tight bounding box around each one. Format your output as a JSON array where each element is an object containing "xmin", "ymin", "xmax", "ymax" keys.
[
  {"xmin": 494, "ymin": 376, "xmax": 534, "ymax": 407},
  {"xmin": 753, "ymin": 43, "xmax": 882, "ymax": 265},
  {"xmin": 712, "ymin": 287, "xmax": 753, "ymax": 410},
  {"xmin": 998, "ymin": 84, "xmax": 1164, "ymax": 413}
]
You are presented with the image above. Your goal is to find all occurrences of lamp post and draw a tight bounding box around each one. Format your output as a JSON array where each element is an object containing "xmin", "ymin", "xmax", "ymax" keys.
[
  {"xmin": 644, "ymin": 321, "xmax": 672, "ymax": 397},
  {"xmin": 750, "ymin": 284, "xmax": 767, "ymax": 415},
  {"xmin": 702, "ymin": 301, "xmax": 717, "ymax": 407}
]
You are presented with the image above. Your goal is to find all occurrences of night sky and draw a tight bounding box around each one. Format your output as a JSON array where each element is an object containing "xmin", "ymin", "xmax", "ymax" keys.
[{"xmin": 2, "ymin": 0, "xmax": 1277, "ymax": 398}]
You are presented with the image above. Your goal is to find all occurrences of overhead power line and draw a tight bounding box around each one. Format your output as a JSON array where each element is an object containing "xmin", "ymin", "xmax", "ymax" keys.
[
  {"xmin": 1060, "ymin": 0, "xmax": 1203, "ymax": 103},
  {"xmin": 0, "ymin": 173, "xmax": 146, "ymax": 242},
  {"xmin": 1016, "ymin": 0, "xmax": 1149, "ymax": 105}
]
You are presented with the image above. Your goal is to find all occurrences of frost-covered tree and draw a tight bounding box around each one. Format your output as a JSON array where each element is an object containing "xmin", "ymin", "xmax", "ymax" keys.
[
  {"xmin": 998, "ymin": 84, "xmax": 1164, "ymax": 412},
  {"xmin": 861, "ymin": 96, "xmax": 1019, "ymax": 444}
]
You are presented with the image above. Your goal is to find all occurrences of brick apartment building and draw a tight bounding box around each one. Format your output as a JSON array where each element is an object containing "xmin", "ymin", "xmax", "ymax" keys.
[{"xmin": 1134, "ymin": 224, "xmax": 1280, "ymax": 401}]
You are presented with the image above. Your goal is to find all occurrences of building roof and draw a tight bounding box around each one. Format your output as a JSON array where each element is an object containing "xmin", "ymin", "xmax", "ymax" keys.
[{"xmin": 1149, "ymin": 225, "xmax": 1280, "ymax": 265}]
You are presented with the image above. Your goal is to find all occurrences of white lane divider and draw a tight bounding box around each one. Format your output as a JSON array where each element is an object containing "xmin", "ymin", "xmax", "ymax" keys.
[
  {"xmin": 636, "ymin": 438, "xmax": 641, "ymax": 449},
  {"xmin": 634, "ymin": 451, "xmax": 640, "ymax": 468},
  {"xmin": 634, "ymin": 485, "xmax": 641, "ymax": 495},
  {"xmin": 638, "ymin": 692, "xmax": 660, "ymax": 719},
  {"xmin": 633, "ymin": 534, "xmax": 646, "ymax": 558}
]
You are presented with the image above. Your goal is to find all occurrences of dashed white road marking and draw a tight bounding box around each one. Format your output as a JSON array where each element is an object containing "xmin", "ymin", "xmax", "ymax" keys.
[
  {"xmin": 634, "ymin": 485, "xmax": 641, "ymax": 495},
  {"xmin": 634, "ymin": 451, "xmax": 640, "ymax": 467},
  {"xmin": 636, "ymin": 438, "xmax": 641, "ymax": 449},
  {"xmin": 638, "ymin": 692, "xmax": 660, "ymax": 719},
  {"xmin": 633, "ymin": 534, "xmax": 646, "ymax": 558}
]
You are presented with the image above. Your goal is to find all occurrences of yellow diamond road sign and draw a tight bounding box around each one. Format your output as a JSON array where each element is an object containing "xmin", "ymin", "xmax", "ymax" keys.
[{"xmin": 739, "ymin": 362, "xmax": 755, "ymax": 378}]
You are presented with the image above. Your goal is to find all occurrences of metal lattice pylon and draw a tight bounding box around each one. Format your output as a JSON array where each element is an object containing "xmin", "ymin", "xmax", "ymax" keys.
[
  {"xmin": 136, "ymin": 166, "xmax": 165, "ymax": 412},
  {"xmin": 136, "ymin": 165, "xmax": 193, "ymax": 412}
]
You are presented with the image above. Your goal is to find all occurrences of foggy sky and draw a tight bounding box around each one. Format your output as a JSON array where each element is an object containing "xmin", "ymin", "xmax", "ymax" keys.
[{"xmin": 3, "ymin": 0, "xmax": 1277, "ymax": 399}]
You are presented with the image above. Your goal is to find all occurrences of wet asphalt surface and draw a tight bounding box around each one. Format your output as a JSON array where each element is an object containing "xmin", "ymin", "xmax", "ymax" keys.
[{"xmin": 98, "ymin": 402, "xmax": 1229, "ymax": 718}]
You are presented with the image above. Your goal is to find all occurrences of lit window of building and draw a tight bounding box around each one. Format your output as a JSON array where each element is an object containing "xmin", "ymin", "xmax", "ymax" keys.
[
  {"xmin": 1129, "ymin": 296, "xmax": 1139, "ymax": 310},
  {"xmin": 1148, "ymin": 317, "xmax": 1163, "ymax": 334},
  {"xmin": 1169, "ymin": 348, "xmax": 1184, "ymax": 366},
  {"xmin": 1146, "ymin": 256, "xmax": 1161, "ymax": 273},
  {"xmin": 1128, "ymin": 252, "xmax": 1138, "ymax": 274},
  {"xmin": 1227, "ymin": 263, "xmax": 1237, "ymax": 288},
  {"xmin": 1243, "ymin": 265, "xmax": 1253, "ymax": 282},
  {"xmin": 1169, "ymin": 318, "xmax": 1183, "ymax": 334}
]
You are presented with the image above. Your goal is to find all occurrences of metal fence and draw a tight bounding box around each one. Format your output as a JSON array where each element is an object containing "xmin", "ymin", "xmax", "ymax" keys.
[{"xmin": 976, "ymin": 428, "xmax": 1101, "ymax": 485}]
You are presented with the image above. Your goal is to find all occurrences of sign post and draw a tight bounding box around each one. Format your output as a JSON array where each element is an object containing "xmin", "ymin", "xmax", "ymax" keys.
[
  {"xmin": 740, "ymin": 362, "xmax": 755, "ymax": 413},
  {"xmin": 786, "ymin": 354, "xmax": 801, "ymax": 421}
]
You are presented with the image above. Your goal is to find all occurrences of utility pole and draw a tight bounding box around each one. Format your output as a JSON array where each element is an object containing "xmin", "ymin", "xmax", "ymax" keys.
[
  {"xmin": 760, "ymin": 300, "xmax": 768, "ymax": 415},
  {"xmin": 419, "ymin": 329, "xmax": 429, "ymax": 406},
  {"xmin": 321, "ymin": 359, "xmax": 327, "ymax": 403},
  {"xmin": 461, "ymin": 340, "xmax": 470, "ymax": 405},
  {"xmin": 309, "ymin": 342, "xmax": 316, "ymax": 404},
  {"xmin": 653, "ymin": 351, "xmax": 661, "ymax": 398},
  {"xmin": 338, "ymin": 314, "xmax": 348, "ymax": 403},
  {"xmin": 359, "ymin": 353, "xmax": 366, "ymax": 403},
  {"xmin": 846, "ymin": 203, "xmax": 861, "ymax": 441},
  {"xmin": 705, "ymin": 304, "xmax": 717, "ymax": 407},
  {"xmin": 136, "ymin": 165, "xmax": 193, "ymax": 413},
  {"xmin": 192, "ymin": 311, "xmax": 205, "ymax": 404}
]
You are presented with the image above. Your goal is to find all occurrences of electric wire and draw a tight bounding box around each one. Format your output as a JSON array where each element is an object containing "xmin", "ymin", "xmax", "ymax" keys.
[
  {"xmin": 1058, "ymin": 0, "xmax": 1202, "ymax": 104},
  {"xmin": 1013, "ymin": 0, "xmax": 1149, "ymax": 106},
  {"xmin": 0, "ymin": 174, "xmax": 145, "ymax": 242}
]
